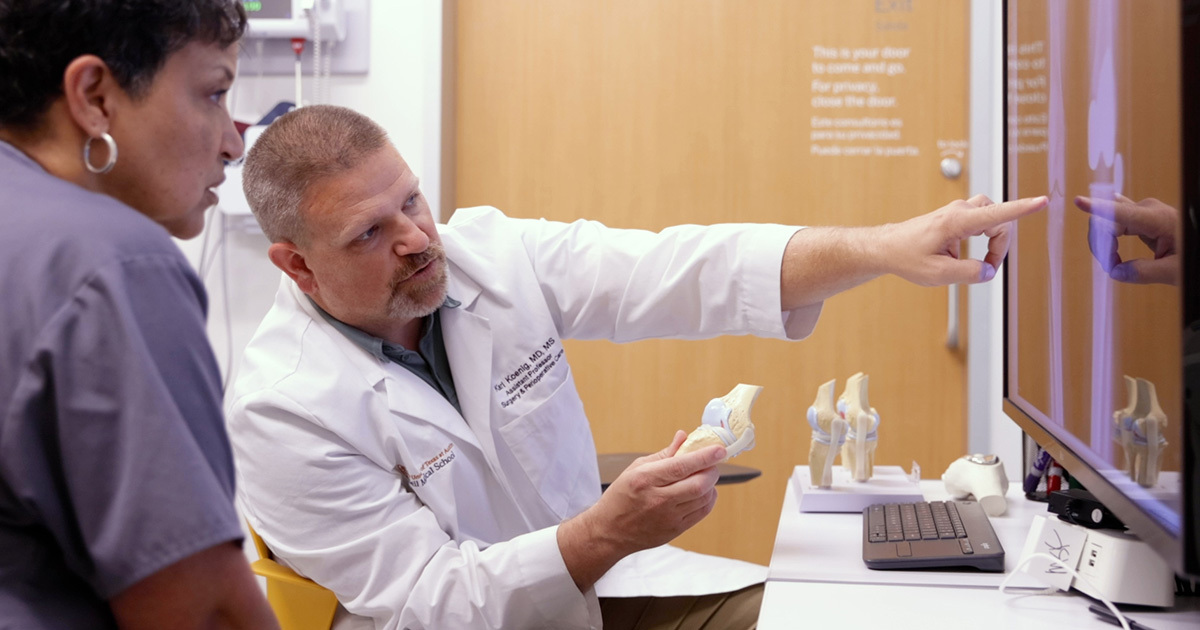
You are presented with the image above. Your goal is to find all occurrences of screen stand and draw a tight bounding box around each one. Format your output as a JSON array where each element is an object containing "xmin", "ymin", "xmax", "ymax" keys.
[{"xmin": 1016, "ymin": 513, "xmax": 1176, "ymax": 607}]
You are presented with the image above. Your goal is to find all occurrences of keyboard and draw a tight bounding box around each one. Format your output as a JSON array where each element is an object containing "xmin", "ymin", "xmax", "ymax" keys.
[{"xmin": 862, "ymin": 500, "xmax": 1005, "ymax": 571}]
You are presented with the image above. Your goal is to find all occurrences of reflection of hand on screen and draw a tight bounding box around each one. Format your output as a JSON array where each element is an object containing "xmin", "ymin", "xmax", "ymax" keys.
[{"xmin": 1072, "ymin": 194, "xmax": 1180, "ymax": 286}]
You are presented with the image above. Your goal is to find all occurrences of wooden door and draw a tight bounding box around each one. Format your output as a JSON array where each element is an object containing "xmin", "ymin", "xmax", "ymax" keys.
[{"xmin": 453, "ymin": 0, "xmax": 971, "ymax": 565}]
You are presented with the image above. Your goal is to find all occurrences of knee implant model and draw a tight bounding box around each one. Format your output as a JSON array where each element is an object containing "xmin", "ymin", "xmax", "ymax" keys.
[
  {"xmin": 807, "ymin": 379, "xmax": 847, "ymax": 488},
  {"xmin": 1113, "ymin": 375, "xmax": 1169, "ymax": 488},
  {"xmin": 837, "ymin": 372, "xmax": 879, "ymax": 483},
  {"xmin": 675, "ymin": 383, "xmax": 762, "ymax": 461},
  {"xmin": 1113, "ymin": 376, "xmax": 1138, "ymax": 475}
]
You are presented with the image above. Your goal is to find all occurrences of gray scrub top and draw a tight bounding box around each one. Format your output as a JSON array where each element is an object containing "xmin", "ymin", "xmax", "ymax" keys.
[{"xmin": 0, "ymin": 141, "xmax": 242, "ymax": 629}]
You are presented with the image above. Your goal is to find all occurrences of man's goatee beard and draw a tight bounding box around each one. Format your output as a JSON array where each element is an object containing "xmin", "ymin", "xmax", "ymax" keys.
[{"xmin": 387, "ymin": 243, "xmax": 448, "ymax": 319}]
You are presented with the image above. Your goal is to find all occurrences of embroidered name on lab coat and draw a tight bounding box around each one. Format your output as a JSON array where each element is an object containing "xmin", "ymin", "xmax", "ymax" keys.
[
  {"xmin": 395, "ymin": 442, "xmax": 456, "ymax": 489},
  {"xmin": 492, "ymin": 337, "xmax": 565, "ymax": 409}
]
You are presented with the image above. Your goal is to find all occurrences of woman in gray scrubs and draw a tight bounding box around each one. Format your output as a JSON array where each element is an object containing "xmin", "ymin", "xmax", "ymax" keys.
[{"xmin": 0, "ymin": 2, "xmax": 278, "ymax": 628}]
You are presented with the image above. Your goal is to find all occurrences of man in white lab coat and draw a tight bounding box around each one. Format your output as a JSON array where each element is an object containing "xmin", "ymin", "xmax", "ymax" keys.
[{"xmin": 228, "ymin": 105, "xmax": 1045, "ymax": 630}]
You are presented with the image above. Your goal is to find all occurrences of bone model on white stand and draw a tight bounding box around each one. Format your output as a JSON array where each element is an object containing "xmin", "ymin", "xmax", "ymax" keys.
[
  {"xmin": 1113, "ymin": 375, "xmax": 1138, "ymax": 475},
  {"xmin": 838, "ymin": 372, "xmax": 880, "ymax": 483},
  {"xmin": 806, "ymin": 379, "xmax": 847, "ymax": 488},
  {"xmin": 675, "ymin": 383, "xmax": 762, "ymax": 461},
  {"xmin": 1113, "ymin": 376, "xmax": 1169, "ymax": 488}
]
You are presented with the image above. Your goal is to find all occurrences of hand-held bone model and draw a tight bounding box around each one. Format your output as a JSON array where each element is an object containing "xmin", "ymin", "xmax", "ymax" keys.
[
  {"xmin": 837, "ymin": 373, "xmax": 880, "ymax": 482},
  {"xmin": 1112, "ymin": 375, "xmax": 1169, "ymax": 488},
  {"xmin": 675, "ymin": 383, "xmax": 762, "ymax": 461},
  {"xmin": 807, "ymin": 379, "xmax": 847, "ymax": 488}
]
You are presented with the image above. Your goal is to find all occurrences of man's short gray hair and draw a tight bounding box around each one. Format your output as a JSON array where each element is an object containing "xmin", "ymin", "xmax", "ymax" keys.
[{"xmin": 242, "ymin": 105, "xmax": 390, "ymax": 243}]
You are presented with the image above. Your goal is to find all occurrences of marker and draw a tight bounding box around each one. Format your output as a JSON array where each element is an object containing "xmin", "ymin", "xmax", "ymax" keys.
[{"xmin": 1024, "ymin": 448, "xmax": 1052, "ymax": 493}]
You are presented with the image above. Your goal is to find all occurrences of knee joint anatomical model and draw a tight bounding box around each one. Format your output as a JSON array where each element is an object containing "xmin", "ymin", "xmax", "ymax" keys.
[
  {"xmin": 1113, "ymin": 375, "xmax": 1169, "ymax": 488},
  {"xmin": 806, "ymin": 373, "xmax": 881, "ymax": 487},
  {"xmin": 837, "ymin": 372, "xmax": 880, "ymax": 483},
  {"xmin": 807, "ymin": 379, "xmax": 847, "ymax": 488},
  {"xmin": 676, "ymin": 383, "xmax": 762, "ymax": 461}
]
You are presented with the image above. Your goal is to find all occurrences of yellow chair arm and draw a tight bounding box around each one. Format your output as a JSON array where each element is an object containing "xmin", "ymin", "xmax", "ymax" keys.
[
  {"xmin": 251, "ymin": 558, "xmax": 339, "ymax": 630},
  {"xmin": 251, "ymin": 558, "xmax": 324, "ymax": 587}
]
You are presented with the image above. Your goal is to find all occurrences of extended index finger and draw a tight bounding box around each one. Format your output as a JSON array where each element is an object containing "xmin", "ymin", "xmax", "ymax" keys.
[
  {"xmin": 1074, "ymin": 195, "xmax": 1168, "ymax": 237},
  {"xmin": 961, "ymin": 196, "xmax": 1048, "ymax": 233},
  {"xmin": 1073, "ymin": 195, "xmax": 1122, "ymax": 223}
]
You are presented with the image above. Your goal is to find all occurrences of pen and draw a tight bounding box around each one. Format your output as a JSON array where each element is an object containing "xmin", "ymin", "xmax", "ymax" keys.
[
  {"xmin": 1024, "ymin": 448, "xmax": 1052, "ymax": 493},
  {"xmin": 1088, "ymin": 602, "xmax": 1158, "ymax": 630},
  {"xmin": 1046, "ymin": 460, "xmax": 1062, "ymax": 493}
]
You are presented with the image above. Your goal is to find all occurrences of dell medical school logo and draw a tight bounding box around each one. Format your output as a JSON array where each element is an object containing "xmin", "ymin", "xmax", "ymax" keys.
[{"xmin": 395, "ymin": 442, "xmax": 457, "ymax": 490}]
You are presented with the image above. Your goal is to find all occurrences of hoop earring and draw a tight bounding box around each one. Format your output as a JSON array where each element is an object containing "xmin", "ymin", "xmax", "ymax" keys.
[{"xmin": 83, "ymin": 133, "xmax": 118, "ymax": 174}]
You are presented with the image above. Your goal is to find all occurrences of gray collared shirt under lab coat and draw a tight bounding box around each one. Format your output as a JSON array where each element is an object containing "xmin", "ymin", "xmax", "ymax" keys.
[{"xmin": 308, "ymin": 296, "xmax": 463, "ymax": 414}]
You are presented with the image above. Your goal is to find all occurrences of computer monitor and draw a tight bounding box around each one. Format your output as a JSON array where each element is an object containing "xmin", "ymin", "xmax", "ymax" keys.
[{"xmin": 1002, "ymin": 0, "xmax": 1198, "ymax": 579}]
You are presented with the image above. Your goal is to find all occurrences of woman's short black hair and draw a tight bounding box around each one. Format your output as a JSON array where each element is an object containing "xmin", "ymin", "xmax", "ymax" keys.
[{"xmin": 0, "ymin": 0, "xmax": 248, "ymax": 129}]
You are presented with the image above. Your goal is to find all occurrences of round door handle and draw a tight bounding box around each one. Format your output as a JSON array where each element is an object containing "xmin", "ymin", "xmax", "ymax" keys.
[{"xmin": 940, "ymin": 157, "xmax": 963, "ymax": 179}]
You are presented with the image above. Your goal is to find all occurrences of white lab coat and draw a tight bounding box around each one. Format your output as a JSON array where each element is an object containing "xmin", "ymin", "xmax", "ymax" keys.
[{"xmin": 228, "ymin": 207, "xmax": 822, "ymax": 630}]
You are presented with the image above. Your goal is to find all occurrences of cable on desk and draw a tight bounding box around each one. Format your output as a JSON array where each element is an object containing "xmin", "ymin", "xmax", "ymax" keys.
[{"xmin": 999, "ymin": 552, "xmax": 1135, "ymax": 630}]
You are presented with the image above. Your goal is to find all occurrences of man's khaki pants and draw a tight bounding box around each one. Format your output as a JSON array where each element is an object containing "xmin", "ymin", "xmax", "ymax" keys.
[{"xmin": 598, "ymin": 583, "xmax": 764, "ymax": 630}]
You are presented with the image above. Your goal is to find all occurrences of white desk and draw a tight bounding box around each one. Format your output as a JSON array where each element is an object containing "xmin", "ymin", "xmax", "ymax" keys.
[{"xmin": 759, "ymin": 473, "xmax": 1200, "ymax": 629}]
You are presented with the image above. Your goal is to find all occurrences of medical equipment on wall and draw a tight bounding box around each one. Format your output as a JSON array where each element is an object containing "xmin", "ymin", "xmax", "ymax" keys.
[
  {"xmin": 238, "ymin": 0, "xmax": 369, "ymax": 108},
  {"xmin": 244, "ymin": 0, "xmax": 347, "ymax": 41},
  {"xmin": 243, "ymin": 0, "xmax": 351, "ymax": 106},
  {"xmin": 216, "ymin": 125, "xmax": 269, "ymax": 218}
]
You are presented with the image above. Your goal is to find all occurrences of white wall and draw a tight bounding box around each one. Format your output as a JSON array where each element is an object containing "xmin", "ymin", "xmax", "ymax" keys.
[
  {"xmin": 176, "ymin": 0, "xmax": 445, "ymax": 389},
  {"xmin": 967, "ymin": 0, "xmax": 1024, "ymax": 481}
]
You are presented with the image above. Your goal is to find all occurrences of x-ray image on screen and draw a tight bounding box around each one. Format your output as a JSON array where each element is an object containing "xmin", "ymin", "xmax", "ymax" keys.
[{"xmin": 1005, "ymin": 0, "xmax": 1183, "ymax": 534}]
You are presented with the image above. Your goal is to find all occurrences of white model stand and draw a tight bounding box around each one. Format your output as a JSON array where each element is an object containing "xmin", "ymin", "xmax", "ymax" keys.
[{"xmin": 794, "ymin": 465, "xmax": 923, "ymax": 513}]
